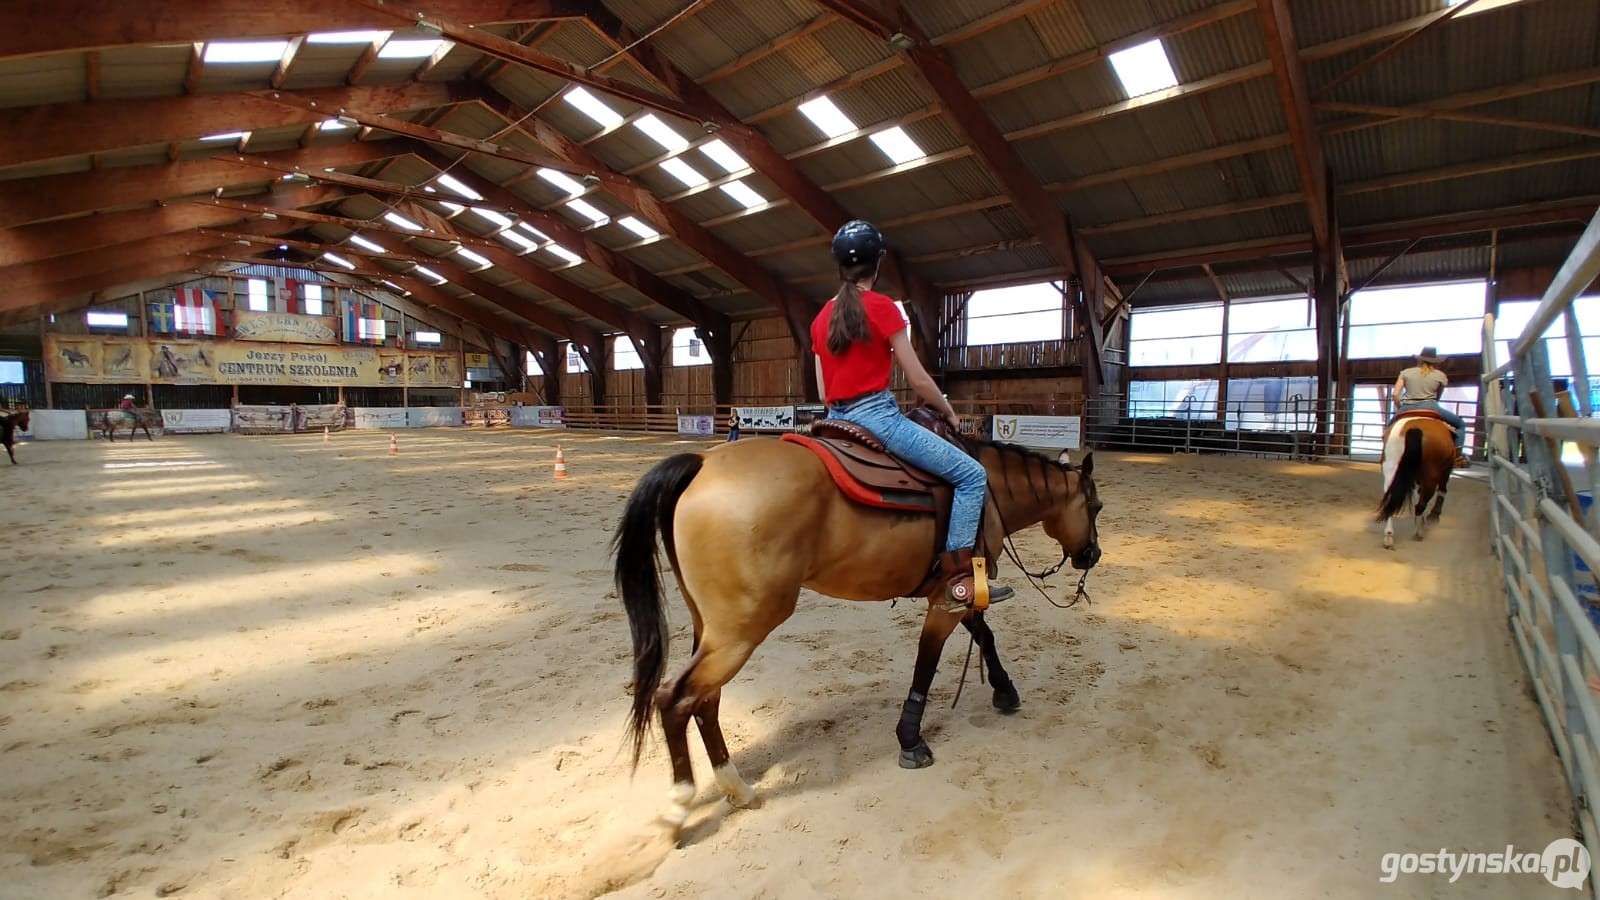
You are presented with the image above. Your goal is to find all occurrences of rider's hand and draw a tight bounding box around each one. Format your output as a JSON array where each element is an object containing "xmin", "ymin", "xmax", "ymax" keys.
[{"xmin": 943, "ymin": 410, "xmax": 961, "ymax": 432}]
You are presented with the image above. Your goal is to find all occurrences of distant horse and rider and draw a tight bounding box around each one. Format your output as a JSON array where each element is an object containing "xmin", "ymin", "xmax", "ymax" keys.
[
  {"xmin": 97, "ymin": 394, "xmax": 158, "ymax": 442},
  {"xmin": 1375, "ymin": 348, "xmax": 1465, "ymax": 548},
  {"xmin": 1, "ymin": 406, "xmax": 30, "ymax": 464},
  {"xmin": 613, "ymin": 221, "xmax": 1104, "ymax": 841}
]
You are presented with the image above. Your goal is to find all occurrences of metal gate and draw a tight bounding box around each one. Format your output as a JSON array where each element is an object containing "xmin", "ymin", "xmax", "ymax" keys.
[{"xmin": 1483, "ymin": 205, "xmax": 1600, "ymax": 892}]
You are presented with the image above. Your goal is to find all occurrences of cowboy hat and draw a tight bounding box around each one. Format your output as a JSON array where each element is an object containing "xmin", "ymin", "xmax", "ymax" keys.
[
  {"xmin": 123, "ymin": 394, "xmax": 135, "ymax": 400},
  {"xmin": 1416, "ymin": 347, "xmax": 1442, "ymax": 364}
]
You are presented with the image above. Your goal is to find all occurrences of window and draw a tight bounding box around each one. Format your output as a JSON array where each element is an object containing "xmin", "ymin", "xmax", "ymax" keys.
[
  {"xmin": 1494, "ymin": 296, "xmax": 1600, "ymax": 381},
  {"xmin": 432, "ymin": 173, "xmax": 482, "ymax": 200},
  {"xmin": 565, "ymin": 342, "xmax": 588, "ymax": 373},
  {"xmin": 322, "ymin": 252, "xmax": 356, "ymax": 270},
  {"xmin": 247, "ymin": 278, "xmax": 270, "ymax": 312},
  {"xmin": 965, "ymin": 282, "xmax": 1064, "ymax": 346},
  {"xmin": 1227, "ymin": 297, "xmax": 1317, "ymax": 363},
  {"xmin": 566, "ymin": 199, "xmax": 607, "ymax": 223},
  {"xmin": 1222, "ymin": 378, "xmax": 1318, "ymax": 431},
  {"xmin": 347, "ymin": 234, "xmax": 385, "ymax": 253},
  {"xmin": 1128, "ymin": 380, "xmax": 1219, "ymax": 419},
  {"xmin": 203, "ymin": 40, "xmax": 290, "ymax": 63},
  {"xmin": 455, "ymin": 248, "xmax": 492, "ymax": 269},
  {"xmin": 618, "ymin": 216, "xmax": 659, "ymax": 240},
  {"xmin": 699, "ymin": 139, "xmax": 748, "ymax": 173},
  {"xmin": 720, "ymin": 181, "xmax": 765, "ymax": 208},
  {"xmin": 798, "ymin": 96, "xmax": 855, "ymax": 138},
  {"xmin": 672, "ymin": 327, "xmax": 710, "ymax": 367},
  {"xmin": 635, "ymin": 114, "xmax": 690, "ymax": 152},
  {"xmin": 0, "ymin": 360, "xmax": 23, "ymax": 383},
  {"xmin": 660, "ymin": 157, "xmax": 708, "ymax": 188},
  {"xmin": 383, "ymin": 212, "xmax": 422, "ymax": 231},
  {"xmin": 536, "ymin": 168, "xmax": 585, "ymax": 197},
  {"xmin": 1346, "ymin": 281, "xmax": 1484, "ymax": 359},
  {"xmin": 378, "ymin": 39, "xmax": 447, "ymax": 59},
  {"xmin": 869, "ymin": 126, "xmax": 925, "ymax": 165},
  {"xmin": 413, "ymin": 330, "xmax": 442, "ymax": 346},
  {"xmin": 1129, "ymin": 302, "xmax": 1224, "ymax": 366},
  {"xmin": 303, "ymin": 283, "xmax": 324, "ymax": 316},
  {"xmin": 563, "ymin": 87, "xmax": 622, "ymax": 128},
  {"xmin": 307, "ymin": 31, "xmax": 390, "ymax": 44},
  {"xmin": 525, "ymin": 350, "xmax": 544, "ymax": 377},
  {"xmin": 1107, "ymin": 39, "xmax": 1179, "ymax": 98},
  {"xmin": 86, "ymin": 310, "xmax": 129, "ymax": 329},
  {"xmin": 613, "ymin": 335, "xmax": 643, "ymax": 371}
]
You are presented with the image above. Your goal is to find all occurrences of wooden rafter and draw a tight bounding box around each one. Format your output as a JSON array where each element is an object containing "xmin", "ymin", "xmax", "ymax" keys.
[{"xmin": 1256, "ymin": 0, "xmax": 1330, "ymax": 250}]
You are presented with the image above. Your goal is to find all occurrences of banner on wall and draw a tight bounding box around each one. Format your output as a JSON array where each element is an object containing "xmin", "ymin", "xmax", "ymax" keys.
[
  {"xmin": 231, "ymin": 311, "xmax": 338, "ymax": 345},
  {"xmin": 44, "ymin": 336, "xmax": 458, "ymax": 388},
  {"xmin": 349, "ymin": 408, "xmax": 408, "ymax": 430},
  {"xmin": 160, "ymin": 409, "xmax": 232, "ymax": 434},
  {"xmin": 409, "ymin": 407, "xmax": 465, "ymax": 428},
  {"xmin": 677, "ymin": 414, "xmax": 714, "ymax": 436},
  {"xmin": 735, "ymin": 406, "xmax": 795, "ymax": 432},
  {"xmin": 232, "ymin": 405, "xmax": 295, "ymax": 434},
  {"xmin": 294, "ymin": 404, "xmax": 346, "ymax": 431},
  {"xmin": 463, "ymin": 408, "xmax": 510, "ymax": 427},
  {"xmin": 792, "ymin": 404, "xmax": 828, "ymax": 435},
  {"xmin": 509, "ymin": 406, "xmax": 565, "ymax": 428},
  {"xmin": 991, "ymin": 414, "xmax": 1081, "ymax": 450}
]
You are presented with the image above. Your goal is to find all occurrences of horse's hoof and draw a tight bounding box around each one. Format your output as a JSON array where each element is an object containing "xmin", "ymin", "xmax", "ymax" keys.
[
  {"xmin": 993, "ymin": 686, "xmax": 1021, "ymax": 714},
  {"xmin": 1426, "ymin": 514, "xmax": 1441, "ymax": 524},
  {"xmin": 898, "ymin": 741, "xmax": 935, "ymax": 769}
]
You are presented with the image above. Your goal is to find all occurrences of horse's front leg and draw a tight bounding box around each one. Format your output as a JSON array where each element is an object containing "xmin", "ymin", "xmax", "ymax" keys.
[
  {"xmin": 897, "ymin": 606, "xmax": 965, "ymax": 769},
  {"xmin": 962, "ymin": 612, "xmax": 1020, "ymax": 713},
  {"xmin": 1383, "ymin": 516, "xmax": 1395, "ymax": 550}
]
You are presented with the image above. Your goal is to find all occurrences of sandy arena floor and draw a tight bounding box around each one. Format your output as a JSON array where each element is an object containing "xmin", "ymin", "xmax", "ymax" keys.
[{"xmin": 0, "ymin": 429, "xmax": 1577, "ymax": 898}]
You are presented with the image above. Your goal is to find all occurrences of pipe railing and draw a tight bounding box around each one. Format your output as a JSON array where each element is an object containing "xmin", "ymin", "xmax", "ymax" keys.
[{"xmin": 1482, "ymin": 203, "xmax": 1600, "ymax": 898}]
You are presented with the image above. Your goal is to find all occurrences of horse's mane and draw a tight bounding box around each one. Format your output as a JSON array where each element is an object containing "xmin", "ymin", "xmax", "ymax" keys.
[{"xmin": 955, "ymin": 433, "xmax": 1077, "ymax": 472}]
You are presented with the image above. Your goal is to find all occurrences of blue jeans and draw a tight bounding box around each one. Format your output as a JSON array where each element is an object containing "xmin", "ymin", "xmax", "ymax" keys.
[
  {"xmin": 828, "ymin": 390, "xmax": 984, "ymax": 553},
  {"xmin": 1395, "ymin": 400, "xmax": 1465, "ymax": 451}
]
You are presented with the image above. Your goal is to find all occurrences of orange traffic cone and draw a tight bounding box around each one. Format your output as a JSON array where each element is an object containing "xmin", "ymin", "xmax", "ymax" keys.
[
  {"xmin": 389, "ymin": 433, "xmax": 398, "ymax": 456},
  {"xmin": 553, "ymin": 444, "xmax": 568, "ymax": 479}
]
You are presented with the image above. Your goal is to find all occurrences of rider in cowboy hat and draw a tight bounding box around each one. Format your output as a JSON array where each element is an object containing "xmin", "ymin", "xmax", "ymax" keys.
[
  {"xmin": 119, "ymin": 393, "xmax": 137, "ymax": 420},
  {"xmin": 1392, "ymin": 347, "xmax": 1469, "ymax": 468}
]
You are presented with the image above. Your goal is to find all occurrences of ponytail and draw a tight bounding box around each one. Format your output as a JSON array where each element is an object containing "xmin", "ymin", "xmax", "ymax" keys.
[{"xmin": 826, "ymin": 262, "xmax": 879, "ymax": 355}]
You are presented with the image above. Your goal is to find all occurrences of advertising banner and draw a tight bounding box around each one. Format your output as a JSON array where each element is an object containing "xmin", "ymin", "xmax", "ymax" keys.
[
  {"xmin": 231, "ymin": 311, "xmax": 338, "ymax": 344},
  {"xmin": 44, "ymin": 336, "xmax": 461, "ymax": 389},
  {"xmin": 735, "ymin": 406, "xmax": 796, "ymax": 432},
  {"xmin": 677, "ymin": 414, "xmax": 715, "ymax": 436},
  {"xmin": 160, "ymin": 409, "xmax": 232, "ymax": 434},
  {"xmin": 28, "ymin": 410, "xmax": 90, "ymax": 440},
  {"xmin": 792, "ymin": 404, "xmax": 827, "ymax": 434},
  {"xmin": 508, "ymin": 406, "xmax": 565, "ymax": 428},
  {"xmin": 410, "ymin": 407, "xmax": 465, "ymax": 428},
  {"xmin": 295, "ymin": 404, "xmax": 346, "ymax": 431},
  {"xmin": 232, "ymin": 405, "xmax": 295, "ymax": 434},
  {"xmin": 991, "ymin": 414, "xmax": 1082, "ymax": 450},
  {"xmin": 350, "ymin": 408, "xmax": 408, "ymax": 430},
  {"xmin": 463, "ymin": 408, "xmax": 510, "ymax": 427}
]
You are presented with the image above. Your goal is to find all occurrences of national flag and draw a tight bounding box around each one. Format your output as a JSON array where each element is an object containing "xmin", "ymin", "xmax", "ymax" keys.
[
  {"xmin": 341, "ymin": 298, "xmax": 386, "ymax": 344},
  {"xmin": 272, "ymin": 276, "xmax": 299, "ymax": 313},
  {"xmin": 172, "ymin": 289, "xmax": 221, "ymax": 335},
  {"xmin": 148, "ymin": 302, "xmax": 175, "ymax": 333}
]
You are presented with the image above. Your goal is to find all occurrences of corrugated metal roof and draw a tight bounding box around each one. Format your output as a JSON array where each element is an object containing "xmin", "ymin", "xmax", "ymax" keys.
[{"xmin": 639, "ymin": 0, "xmax": 819, "ymax": 81}]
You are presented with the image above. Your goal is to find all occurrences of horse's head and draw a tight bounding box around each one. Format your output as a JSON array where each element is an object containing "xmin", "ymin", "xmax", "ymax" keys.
[
  {"xmin": 1041, "ymin": 451, "xmax": 1102, "ymax": 571},
  {"xmin": 13, "ymin": 407, "xmax": 28, "ymax": 431}
]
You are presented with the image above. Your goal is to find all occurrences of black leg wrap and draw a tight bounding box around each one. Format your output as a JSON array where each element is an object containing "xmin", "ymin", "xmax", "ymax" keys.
[{"xmin": 896, "ymin": 693, "xmax": 927, "ymax": 751}]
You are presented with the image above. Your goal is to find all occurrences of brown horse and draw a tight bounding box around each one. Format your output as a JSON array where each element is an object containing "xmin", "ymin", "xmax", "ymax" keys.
[
  {"xmin": 98, "ymin": 408, "xmax": 158, "ymax": 442},
  {"xmin": 1, "ymin": 407, "xmax": 29, "ymax": 464},
  {"xmin": 613, "ymin": 427, "xmax": 1102, "ymax": 838},
  {"xmin": 1376, "ymin": 413, "xmax": 1456, "ymax": 548}
]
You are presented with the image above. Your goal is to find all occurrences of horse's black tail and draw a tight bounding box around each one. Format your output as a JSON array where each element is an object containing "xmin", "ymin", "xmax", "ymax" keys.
[
  {"xmin": 612, "ymin": 452, "xmax": 704, "ymax": 767},
  {"xmin": 1376, "ymin": 428, "xmax": 1425, "ymax": 521}
]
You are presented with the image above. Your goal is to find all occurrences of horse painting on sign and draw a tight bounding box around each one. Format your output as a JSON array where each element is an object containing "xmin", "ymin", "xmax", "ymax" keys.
[
  {"xmin": 611, "ymin": 412, "xmax": 1103, "ymax": 847},
  {"xmin": 1375, "ymin": 413, "xmax": 1457, "ymax": 549}
]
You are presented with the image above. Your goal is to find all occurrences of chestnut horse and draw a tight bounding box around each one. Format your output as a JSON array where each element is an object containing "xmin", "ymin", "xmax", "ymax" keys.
[
  {"xmin": 613, "ymin": 429, "xmax": 1102, "ymax": 838},
  {"xmin": 1, "ymin": 407, "xmax": 29, "ymax": 464},
  {"xmin": 97, "ymin": 408, "xmax": 158, "ymax": 442},
  {"xmin": 1376, "ymin": 414, "xmax": 1456, "ymax": 548}
]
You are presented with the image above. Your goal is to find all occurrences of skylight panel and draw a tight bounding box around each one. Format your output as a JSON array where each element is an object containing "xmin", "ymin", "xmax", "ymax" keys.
[
  {"xmin": 438, "ymin": 200, "xmax": 465, "ymax": 213},
  {"xmin": 382, "ymin": 279, "xmax": 409, "ymax": 295},
  {"xmin": 470, "ymin": 208, "xmax": 514, "ymax": 229},
  {"xmin": 536, "ymin": 168, "xmax": 586, "ymax": 197},
  {"xmin": 306, "ymin": 31, "xmax": 391, "ymax": 45},
  {"xmin": 414, "ymin": 265, "xmax": 448, "ymax": 284},
  {"xmin": 203, "ymin": 41, "xmax": 290, "ymax": 64},
  {"xmin": 1108, "ymin": 39, "xmax": 1179, "ymax": 98},
  {"xmin": 635, "ymin": 114, "xmax": 690, "ymax": 151},
  {"xmin": 319, "ymin": 118, "xmax": 352, "ymax": 131},
  {"xmin": 563, "ymin": 87, "xmax": 623, "ymax": 128},
  {"xmin": 378, "ymin": 39, "xmax": 448, "ymax": 60},
  {"xmin": 699, "ymin": 139, "xmax": 748, "ymax": 174},
  {"xmin": 797, "ymin": 96, "xmax": 856, "ymax": 138},
  {"xmin": 660, "ymin": 157, "xmax": 708, "ymax": 188},
  {"xmin": 517, "ymin": 223, "xmax": 550, "ymax": 242},
  {"xmin": 347, "ymin": 235, "xmax": 385, "ymax": 253},
  {"xmin": 383, "ymin": 212, "xmax": 422, "ymax": 231},
  {"xmin": 199, "ymin": 131, "xmax": 248, "ymax": 142},
  {"xmin": 322, "ymin": 252, "xmax": 357, "ymax": 270},
  {"xmin": 546, "ymin": 244, "xmax": 583, "ymax": 265},
  {"xmin": 869, "ymin": 126, "xmax": 925, "ymax": 165},
  {"xmin": 455, "ymin": 247, "xmax": 492, "ymax": 268},
  {"xmin": 498, "ymin": 229, "xmax": 540, "ymax": 253},
  {"xmin": 618, "ymin": 216, "xmax": 659, "ymax": 240},
  {"xmin": 567, "ymin": 199, "xmax": 607, "ymax": 223},
  {"xmin": 720, "ymin": 180, "xmax": 765, "ymax": 209},
  {"xmin": 433, "ymin": 173, "xmax": 482, "ymax": 200}
]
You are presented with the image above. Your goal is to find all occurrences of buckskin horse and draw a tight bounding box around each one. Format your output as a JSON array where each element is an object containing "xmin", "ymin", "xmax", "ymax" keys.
[
  {"xmin": 1, "ymin": 407, "xmax": 29, "ymax": 464},
  {"xmin": 613, "ymin": 410, "xmax": 1102, "ymax": 839},
  {"xmin": 1376, "ymin": 411, "xmax": 1457, "ymax": 549}
]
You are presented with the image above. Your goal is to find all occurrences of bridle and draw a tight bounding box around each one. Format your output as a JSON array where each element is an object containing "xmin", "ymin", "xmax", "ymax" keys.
[{"xmin": 982, "ymin": 448, "xmax": 1093, "ymax": 610}]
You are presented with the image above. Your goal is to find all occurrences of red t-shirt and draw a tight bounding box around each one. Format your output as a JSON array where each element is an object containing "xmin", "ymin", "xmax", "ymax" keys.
[{"xmin": 810, "ymin": 290, "xmax": 908, "ymax": 403}]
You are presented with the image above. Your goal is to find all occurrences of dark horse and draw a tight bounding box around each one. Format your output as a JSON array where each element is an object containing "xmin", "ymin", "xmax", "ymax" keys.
[
  {"xmin": 98, "ymin": 408, "xmax": 158, "ymax": 442},
  {"xmin": 613, "ymin": 424, "xmax": 1101, "ymax": 842},
  {"xmin": 1376, "ymin": 413, "xmax": 1456, "ymax": 548},
  {"xmin": 1, "ymin": 407, "xmax": 29, "ymax": 464}
]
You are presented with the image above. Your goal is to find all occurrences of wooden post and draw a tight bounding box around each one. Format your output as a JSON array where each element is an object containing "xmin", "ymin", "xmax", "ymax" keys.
[{"xmin": 1205, "ymin": 264, "xmax": 1231, "ymax": 423}]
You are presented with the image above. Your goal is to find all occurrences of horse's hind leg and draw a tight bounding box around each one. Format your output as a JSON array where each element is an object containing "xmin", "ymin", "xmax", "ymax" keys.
[
  {"xmin": 693, "ymin": 690, "xmax": 757, "ymax": 809},
  {"xmin": 1428, "ymin": 483, "xmax": 1447, "ymax": 523},
  {"xmin": 897, "ymin": 606, "xmax": 966, "ymax": 769},
  {"xmin": 1383, "ymin": 516, "xmax": 1395, "ymax": 550},
  {"xmin": 962, "ymin": 613, "xmax": 1020, "ymax": 713},
  {"xmin": 1413, "ymin": 488, "xmax": 1435, "ymax": 541}
]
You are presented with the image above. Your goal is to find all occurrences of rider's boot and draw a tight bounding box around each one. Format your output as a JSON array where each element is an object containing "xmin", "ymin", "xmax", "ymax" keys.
[{"xmin": 938, "ymin": 548, "xmax": 1014, "ymax": 614}]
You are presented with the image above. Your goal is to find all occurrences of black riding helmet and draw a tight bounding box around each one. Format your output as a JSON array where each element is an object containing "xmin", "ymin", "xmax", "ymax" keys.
[{"xmin": 831, "ymin": 220, "xmax": 886, "ymax": 267}]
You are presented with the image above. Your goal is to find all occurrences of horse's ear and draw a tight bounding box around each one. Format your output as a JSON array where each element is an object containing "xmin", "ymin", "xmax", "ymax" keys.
[
  {"xmin": 1057, "ymin": 449, "xmax": 1072, "ymax": 467},
  {"xmin": 1079, "ymin": 452, "xmax": 1094, "ymax": 477}
]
